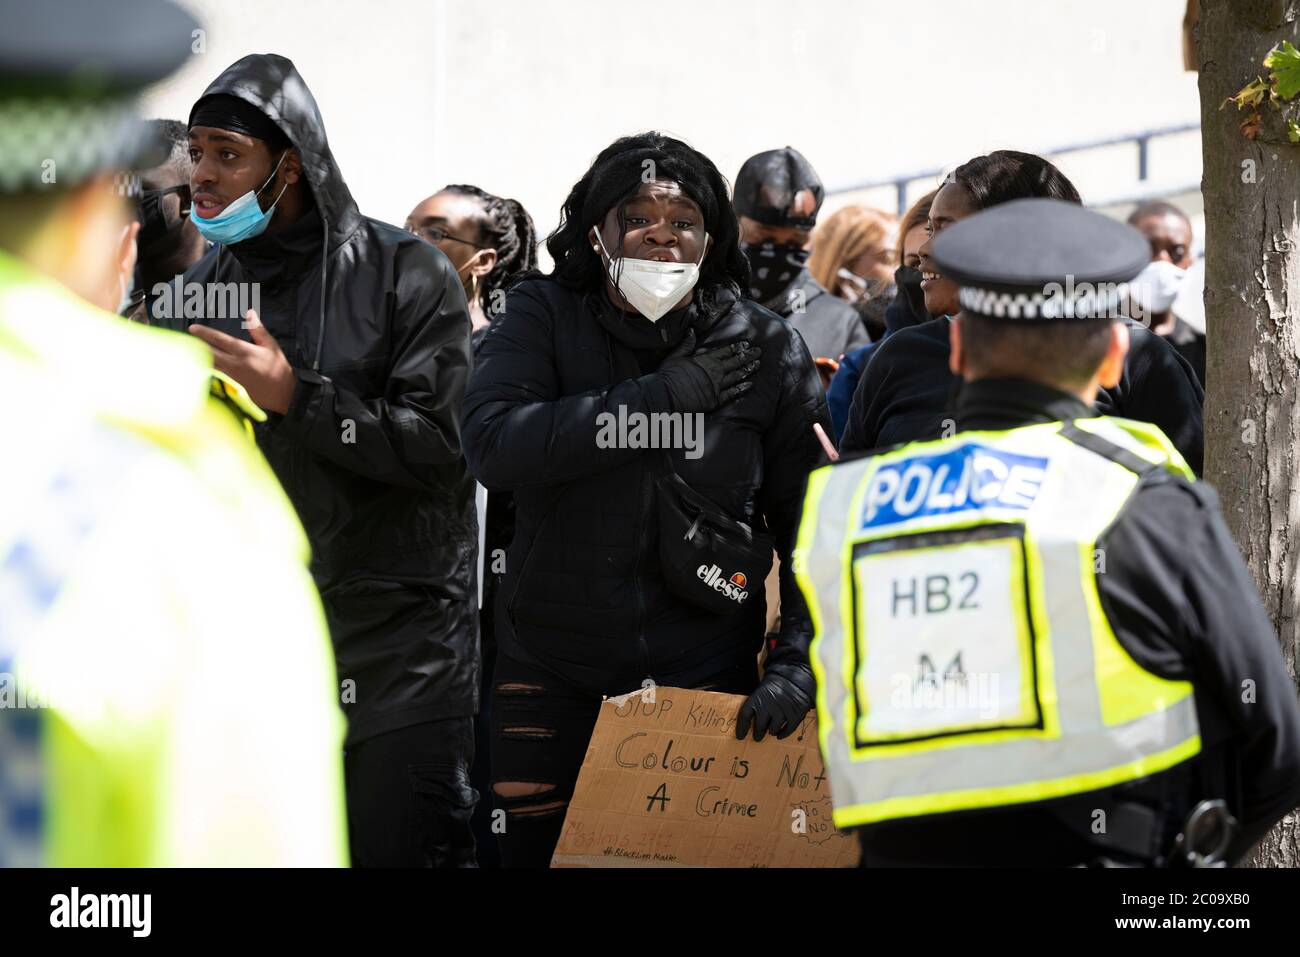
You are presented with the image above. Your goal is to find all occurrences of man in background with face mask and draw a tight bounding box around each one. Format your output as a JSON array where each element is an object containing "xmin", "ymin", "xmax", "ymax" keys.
[
  {"xmin": 181, "ymin": 54, "xmax": 479, "ymax": 868},
  {"xmin": 1127, "ymin": 200, "xmax": 1205, "ymax": 386},
  {"xmin": 734, "ymin": 147, "xmax": 870, "ymax": 371},
  {"xmin": 123, "ymin": 119, "xmax": 207, "ymax": 324}
]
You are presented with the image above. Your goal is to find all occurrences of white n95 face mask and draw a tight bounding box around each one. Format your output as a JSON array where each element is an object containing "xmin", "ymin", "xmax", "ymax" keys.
[{"xmin": 593, "ymin": 229, "xmax": 709, "ymax": 321}]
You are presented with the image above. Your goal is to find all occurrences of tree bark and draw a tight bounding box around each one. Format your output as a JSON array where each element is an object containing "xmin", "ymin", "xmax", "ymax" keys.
[{"xmin": 1198, "ymin": 0, "xmax": 1300, "ymax": 867}]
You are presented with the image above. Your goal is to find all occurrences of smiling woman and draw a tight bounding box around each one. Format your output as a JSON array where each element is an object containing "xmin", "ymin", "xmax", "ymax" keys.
[
  {"xmin": 461, "ymin": 131, "xmax": 832, "ymax": 868},
  {"xmin": 917, "ymin": 151, "xmax": 1081, "ymax": 319}
]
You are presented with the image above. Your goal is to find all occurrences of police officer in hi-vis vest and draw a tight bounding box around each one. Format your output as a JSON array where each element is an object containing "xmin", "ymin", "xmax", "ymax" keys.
[
  {"xmin": 0, "ymin": 0, "xmax": 347, "ymax": 866},
  {"xmin": 796, "ymin": 198, "xmax": 1300, "ymax": 867}
]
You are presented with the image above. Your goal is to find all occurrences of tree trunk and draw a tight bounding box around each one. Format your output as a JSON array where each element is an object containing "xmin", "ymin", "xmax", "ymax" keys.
[{"xmin": 1198, "ymin": 0, "xmax": 1300, "ymax": 867}]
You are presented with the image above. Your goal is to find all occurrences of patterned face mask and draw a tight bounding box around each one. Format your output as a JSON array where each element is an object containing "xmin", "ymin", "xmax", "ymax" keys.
[{"xmin": 740, "ymin": 240, "xmax": 809, "ymax": 304}]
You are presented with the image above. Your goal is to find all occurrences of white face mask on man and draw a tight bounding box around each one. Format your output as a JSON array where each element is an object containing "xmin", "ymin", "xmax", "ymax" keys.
[{"xmin": 591, "ymin": 227, "xmax": 709, "ymax": 322}]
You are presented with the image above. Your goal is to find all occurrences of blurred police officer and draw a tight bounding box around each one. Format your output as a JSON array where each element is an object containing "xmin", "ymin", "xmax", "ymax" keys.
[
  {"xmin": 0, "ymin": 0, "xmax": 346, "ymax": 866},
  {"xmin": 797, "ymin": 199, "xmax": 1300, "ymax": 866}
]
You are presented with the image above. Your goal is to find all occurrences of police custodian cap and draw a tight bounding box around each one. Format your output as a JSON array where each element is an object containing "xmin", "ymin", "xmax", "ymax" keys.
[
  {"xmin": 931, "ymin": 198, "xmax": 1152, "ymax": 321},
  {"xmin": 0, "ymin": 0, "xmax": 199, "ymax": 193}
]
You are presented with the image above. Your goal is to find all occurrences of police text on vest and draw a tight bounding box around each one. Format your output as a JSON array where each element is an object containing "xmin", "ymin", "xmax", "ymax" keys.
[{"xmin": 861, "ymin": 444, "xmax": 1050, "ymax": 529}]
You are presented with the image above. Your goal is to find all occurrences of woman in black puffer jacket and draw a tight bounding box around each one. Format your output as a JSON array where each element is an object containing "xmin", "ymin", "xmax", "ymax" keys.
[{"xmin": 461, "ymin": 132, "xmax": 830, "ymax": 867}]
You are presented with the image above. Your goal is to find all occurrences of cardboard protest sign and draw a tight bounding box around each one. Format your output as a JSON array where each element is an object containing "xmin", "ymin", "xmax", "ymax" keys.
[{"xmin": 550, "ymin": 687, "xmax": 860, "ymax": 867}]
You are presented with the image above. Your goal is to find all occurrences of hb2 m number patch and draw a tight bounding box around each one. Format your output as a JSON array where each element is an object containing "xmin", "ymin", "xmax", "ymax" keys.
[{"xmin": 849, "ymin": 527, "xmax": 1042, "ymax": 746}]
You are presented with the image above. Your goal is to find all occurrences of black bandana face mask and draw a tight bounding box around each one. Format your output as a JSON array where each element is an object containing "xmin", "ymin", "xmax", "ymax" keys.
[{"xmin": 740, "ymin": 240, "xmax": 809, "ymax": 305}]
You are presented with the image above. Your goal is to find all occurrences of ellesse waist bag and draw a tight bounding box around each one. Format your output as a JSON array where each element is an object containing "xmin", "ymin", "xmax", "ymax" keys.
[{"xmin": 655, "ymin": 471, "xmax": 774, "ymax": 616}]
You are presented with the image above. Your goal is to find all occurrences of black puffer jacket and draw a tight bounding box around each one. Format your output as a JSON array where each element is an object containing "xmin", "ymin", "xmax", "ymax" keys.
[
  {"xmin": 462, "ymin": 279, "xmax": 830, "ymax": 695},
  {"xmin": 182, "ymin": 55, "xmax": 477, "ymax": 743}
]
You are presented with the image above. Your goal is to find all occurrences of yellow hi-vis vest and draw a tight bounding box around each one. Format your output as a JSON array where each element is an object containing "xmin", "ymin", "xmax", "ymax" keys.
[
  {"xmin": 0, "ymin": 250, "xmax": 348, "ymax": 866},
  {"xmin": 795, "ymin": 416, "xmax": 1202, "ymax": 830}
]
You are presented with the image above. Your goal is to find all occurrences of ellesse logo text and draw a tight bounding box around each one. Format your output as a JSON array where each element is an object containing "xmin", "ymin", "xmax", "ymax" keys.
[{"xmin": 696, "ymin": 564, "xmax": 750, "ymax": 603}]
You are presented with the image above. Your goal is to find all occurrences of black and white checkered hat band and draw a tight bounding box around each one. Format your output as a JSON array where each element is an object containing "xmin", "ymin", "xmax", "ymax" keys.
[
  {"xmin": 958, "ymin": 281, "xmax": 1130, "ymax": 320},
  {"xmin": 0, "ymin": 96, "xmax": 144, "ymax": 193},
  {"xmin": 111, "ymin": 171, "xmax": 141, "ymax": 198}
]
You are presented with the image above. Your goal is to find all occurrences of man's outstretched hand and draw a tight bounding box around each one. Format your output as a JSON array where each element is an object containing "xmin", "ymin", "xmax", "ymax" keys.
[{"xmin": 189, "ymin": 309, "xmax": 296, "ymax": 415}]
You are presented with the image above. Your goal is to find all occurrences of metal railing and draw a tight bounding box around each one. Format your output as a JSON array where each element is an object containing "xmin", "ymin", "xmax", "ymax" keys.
[{"xmin": 828, "ymin": 122, "xmax": 1201, "ymax": 216}]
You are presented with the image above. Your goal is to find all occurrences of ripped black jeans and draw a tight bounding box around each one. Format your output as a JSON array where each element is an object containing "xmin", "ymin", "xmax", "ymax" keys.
[{"xmin": 490, "ymin": 650, "xmax": 758, "ymax": 868}]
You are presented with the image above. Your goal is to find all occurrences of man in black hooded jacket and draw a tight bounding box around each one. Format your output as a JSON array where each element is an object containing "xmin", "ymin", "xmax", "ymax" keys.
[{"xmin": 180, "ymin": 54, "xmax": 478, "ymax": 867}]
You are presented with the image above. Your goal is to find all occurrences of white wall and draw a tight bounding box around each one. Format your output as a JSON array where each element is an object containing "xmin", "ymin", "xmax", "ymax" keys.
[{"xmin": 141, "ymin": 0, "xmax": 1201, "ymax": 240}]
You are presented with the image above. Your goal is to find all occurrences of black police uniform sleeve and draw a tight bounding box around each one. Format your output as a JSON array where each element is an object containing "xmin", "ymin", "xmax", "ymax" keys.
[
  {"xmin": 1108, "ymin": 322, "xmax": 1205, "ymax": 476},
  {"xmin": 1095, "ymin": 475, "xmax": 1300, "ymax": 856},
  {"xmin": 758, "ymin": 334, "xmax": 833, "ymax": 674},
  {"xmin": 270, "ymin": 242, "xmax": 473, "ymax": 491},
  {"xmin": 460, "ymin": 281, "xmax": 674, "ymax": 490}
]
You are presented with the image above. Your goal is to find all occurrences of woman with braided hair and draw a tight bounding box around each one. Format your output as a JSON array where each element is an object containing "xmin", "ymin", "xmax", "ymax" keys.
[
  {"xmin": 406, "ymin": 183, "xmax": 538, "ymax": 865},
  {"xmin": 406, "ymin": 184, "xmax": 538, "ymax": 348}
]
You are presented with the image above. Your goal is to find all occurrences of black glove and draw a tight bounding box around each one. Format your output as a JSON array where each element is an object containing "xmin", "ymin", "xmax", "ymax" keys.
[
  {"xmin": 735, "ymin": 663, "xmax": 815, "ymax": 742},
  {"xmin": 655, "ymin": 329, "xmax": 762, "ymax": 414}
]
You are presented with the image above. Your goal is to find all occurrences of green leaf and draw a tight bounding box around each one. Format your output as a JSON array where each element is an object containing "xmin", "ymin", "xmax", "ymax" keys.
[
  {"xmin": 1265, "ymin": 40, "xmax": 1300, "ymax": 100},
  {"xmin": 1224, "ymin": 76, "xmax": 1270, "ymax": 111},
  {"xmin": 1288, "ymin": 119, "xmax": 1300, "ymax": 144}
]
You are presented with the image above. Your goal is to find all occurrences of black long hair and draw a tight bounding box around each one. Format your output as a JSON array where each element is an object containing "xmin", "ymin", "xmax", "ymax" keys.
[
  {"xmin": 951, "ymin": 150, "xmax": 1081, "ymax": 209},
  {"xmin": 440, "ymin": 183, "xmax": 538, "ymax": 311},
  {"xmin": 546, "ymin": 132, "xmax": 749, "ymax": 302}
]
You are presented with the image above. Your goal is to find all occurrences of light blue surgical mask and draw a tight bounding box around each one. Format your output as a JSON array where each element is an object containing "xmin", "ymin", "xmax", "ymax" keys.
[{"xmin": 191, "ymin": 151, "xmax": 289, "ymax": 245}]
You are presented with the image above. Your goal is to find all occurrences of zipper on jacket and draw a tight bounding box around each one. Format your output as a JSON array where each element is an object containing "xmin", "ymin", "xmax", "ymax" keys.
[
  {"xmin": 597, "ymin": 313, "xmax": 662, "ymax": 685},
  {"xmin": 633, "ymin": 466, "xmax": 653, "ymax": 681}
]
